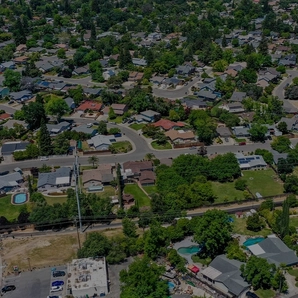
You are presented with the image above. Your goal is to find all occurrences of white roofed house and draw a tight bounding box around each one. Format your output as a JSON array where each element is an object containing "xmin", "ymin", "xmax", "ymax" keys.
[{"xmin": 37, "ymin": 167, "xmax": 71, "ymax": 191}]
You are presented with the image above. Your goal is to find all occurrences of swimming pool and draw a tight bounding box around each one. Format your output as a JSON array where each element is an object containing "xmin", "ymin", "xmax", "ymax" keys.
[
  {"xmin": 243, "ymin": 237, "xmax": 264, "ymax": 247},
  {"xmin": 168, "ymin": 281, "xmax": 175, "ymax": 291},
  {"xmin": 12, "ymin": 193, "xmax": 28, "ymax": 204},
  {"xmin": 177, "ymin": 246, "xmax": 201, "ymax": 255}
]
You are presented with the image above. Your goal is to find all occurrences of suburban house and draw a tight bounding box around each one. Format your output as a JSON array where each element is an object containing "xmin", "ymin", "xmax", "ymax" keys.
[
  {"xmin": 278, "ymin": 116, "xmax": 298, "ymax": 131},
  {"xmin": 232, "ymin": 126, "xmax": 251, "ymax": 138},
  {"xmin": 0, "ymin": 113, "xmax": 11, "ymax": 121},
  {"xmin": 83, "ymin": 88, "xmax": 102, "ymax": 97},
  {"xmin": 220, "ymin": 103, "xmax": 245, "ymax": 113},
  {"xmin": 122, "ymin": 160, "xmax": 154, "ymax": 181},
  {"xmin": 230, "ymin": 91, "xmax": 247, "ymax": 102},
  {"xmin": 128, "ymin": 72, "xmax": 144, "ymax": 82},
  {"xmin": 0, "ymin": 87, "xmax": 9, "ymax": 98},
  {"xmin": 10, "ymin": 90, "xmax": 32, "ymax": 102},
  {"xmin": 279, "ymin": 54, "xmax": 296, "ymax": 67},
  {"xmin": 0, "ymin": 172, "xmax": 23, "ymax": 192},
  {"xmin": 247, "ymin": 235, "xmax": 298, "ymax": 266},
  {"xmin": 77, "ymin": 101, "xmax": 102, "ymax": 113},
  {"xmin": 197, "ymin": 90, "xmax": 217, "ymax": 101},
  {"xmin": 3, "ymin": 120, "xmax": 27, "ymax": 130},
  {"xmin": 0, "ymin": 61, "xmax": 16, "ymax": 72},
  {"xmin": 165, "ymin": 130, "xmax": 196, "ymax": 143},
  {"xmin": 176, "ymin": 65, "xmax": 195, "ymax": 76},
  {"xmin": 235, "ymin": 152, "xmax": 267, "ymax": 170},
  {"xmin": 137, "ymin": 110, "xmax": 161, "ymax": 123},
  {"xmin": 1, "ymin": 141, "xmax": 30, "ymax": 156},
  {"xmin": 110, "ymin": 103, "xmax": 128, "ymax": 116},
  {"xmin": 46, "ymin": 121, "xmax": 71, "ymax": 136},
  {"xmin": 271, "ymin": 150, "xmax": 288, "ymax": 165},
  {"xmin": 132, "ymin": 58, "xmax": 147, "ymax": 67},
  {"xmin": 103, "ymin": 70, "xmax": 116, "ymax": 81},
  {"xmin": 73, "ymin": 66, "xmax": 89, "ymax": 75},
  {"xmin": 82, "ymin": 164, "xmax": 114, "ymax": 188},
  {"xmin": 13, "ymin": 56, "xmax": 29, "ymax": 64},
  {"xmin": 163, "ymin": 77, "xmax": 183, "ymax": 88},
  {"xmin": 72, "ymin": 125, "xmax": 97, "ymax": 136},
  {"xmin": 63, "ymin": 97, "xmax": 76, "ymax": 110},
  {"xmin": 150, "ymin": 76, "xmax": 165, "ymax": 85},
  {"xmin": 37, "ymin": 167, "xmax": 72, "ymax": 190},
  {"xmin": 153, "ymin": 119, "xmax": 185, "ymax": 131},
  {"xmin": 181, "ymin": 98, "xmax": 207, "ymax": 110},
  {"xmin": 139, "ymin": 170, "xmax": 156, "ymax": 186},
  {"xmin": 87, "ymin": 135, "xmax": 116, "ymax": 151},
  {"xmin": 201, "ymin": 255, "xmax": 250, "ymax": 297},
  {"xmin": 216, "ymin": 126, "xmax": 232, "ymax": 138}
]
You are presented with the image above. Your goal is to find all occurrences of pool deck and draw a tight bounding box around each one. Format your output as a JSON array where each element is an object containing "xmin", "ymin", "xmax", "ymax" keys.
[{"xmin": 173, "ymin": 237, "xmax": 199, "ymax": 264}]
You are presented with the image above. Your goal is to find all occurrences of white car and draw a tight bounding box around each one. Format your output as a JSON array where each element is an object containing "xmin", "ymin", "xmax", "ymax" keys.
[
  {"xmin": 50, "ymin": 286, "xmax": 63, "ymax": 292},
  {"xmin": 87, "ymin": 123, "xmax": 92, "ymax": 128},
  {"xmin": 40, "ymin": 157, "xmax": 49, "ymax": 161}
]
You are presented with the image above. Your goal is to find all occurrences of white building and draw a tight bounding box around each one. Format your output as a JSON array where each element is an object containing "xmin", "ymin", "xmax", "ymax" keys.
[{"xmin": 67, "ymin": 257, "xmax": 109, "ymax": 297}]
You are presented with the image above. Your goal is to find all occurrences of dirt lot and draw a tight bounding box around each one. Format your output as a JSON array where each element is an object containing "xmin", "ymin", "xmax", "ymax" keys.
[{"xmin": 1, "ymin": 228, "xmax": 123, "ymax": 276}]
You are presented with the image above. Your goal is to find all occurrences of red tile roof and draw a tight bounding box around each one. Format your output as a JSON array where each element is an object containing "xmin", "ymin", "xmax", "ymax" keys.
[
  {"xmin": 153, "ymin": 119, "xmax": 184, "ymax": 131},
  {"xmin": 77, "ymin": 101, "xmax": 102, "ymax": 111},
  {"xmin": 0, "ymin": 113, "xmax": 11, "ymax": 120}
]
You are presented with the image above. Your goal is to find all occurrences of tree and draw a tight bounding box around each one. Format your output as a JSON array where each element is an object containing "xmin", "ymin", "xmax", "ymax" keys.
[
  {"xmin": 3, "ymin": 69, "xmax": 21, "ymax": 91},
  {"xmin": 222, "ymin": 35, "xmax": 227, "ymax": 47},
  {"xmin": 57, "ymin": 48, "xmax": 66, "ymax": 59},
  {"xmin": 248, "ymin": 124, "xmax": 268, "ymax": 142},
  {"xmin": 226, "ymin": 239, "xmax": 247, "ymax": 262},
  {"xmin": 241, "ymin": 256, "xmax": 276, "ymax": 290},
  {"xmin": 108, "ymin": 107, "xmax": 116, "ymax": 120},
  {"xmin": 278, "ymin": 197, "xmax": 290, "ymax": 239},
  {"xmin": 45, "ymin": 97, "xmax": 70, "ymax": 121},
  {"xmin": 277, "ymin": 122, "xmax": 288, "ymax": 135},
  {"xmin": 239, "ymin": 69, "xmax": 258, "ymax": 83},
  {"xmin": 246, "ymin": 213, "xmax": 265, "ymax": 231},
  {"xmin": 28, "ymin": 175, "xmax": 33, "ymax": 195},
  {"xmin": 38, "ymin": 118, "xmax": 52, "ymax": 156},
  {"xmin": 271, "ymin": 136, "xmax": 291, "ymax": 153},
  {"xmin": 88, "ymin": 155, "xmax": 99, "ymax": 168},
  {"xmin": 255, "ymin": 149, "xmax": 274, "ymax": 164},
  {"xmin": 284, "ymin": 175, "xmax": 298, "ymax": 194},
  {"xmin": 119, "ymin": 256, "xmax": 169, "ymax": 298},
  {"xmin": 235, "ymin": 179, "xmax": 247, "ymax": 191},
  {"xmin": 122, "ymin": 218, "xmax": 137, "ymax": 238},
  {"xmin": 194, "ymin": 209, "xmax": 232, "ymax": 258},
  {"xmin": 97, "ymin": 121, "xmax": 107, "ymax": 135},
  {"xmin": 22, "ymin": 102, "xmax": 46, "ymax": 129}
]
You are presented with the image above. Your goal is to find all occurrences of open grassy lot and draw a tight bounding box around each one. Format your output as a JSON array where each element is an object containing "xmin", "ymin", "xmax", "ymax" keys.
[
  {"xmin": 124, "ymin": 184, "xmax": 151, "ymax": 207},
  {"xmin": 111, "ymin": 141, "xmax": 132, "ymax": 153},
  {"xmin": 151, "ymin": 141, "xmax": 172, "ymax": 150},
  {"xmin": 129, "ymin": 123, "xmax": 145, "ymax": 130},
  {"xmin": 232, "ymin": 217, "xmax": 272, "ymax": 237},
  {"xmin": 0, "ymin": 195, "xmax": 26, "ymax": 221},
  {"xmin": 143, "ymin": 185, "xmax": 157, "ymax": 195},
  {"xmin": 255, "ymin": 289, "xmax": 275, "ymax": 298},
  {"xmin": 242, "ymin": 169, "xmax": 283, "ymax": 197},
  {"xmin": 110, "ymin": 116, "xmax": 123, "ymax": 123},
  {"xmin": 211, "ymin": 181, "xmax": 245, "ymax": 202},
  {"xmin": 44, "ymin": 195, "xmax": 68, "ymax": 206}
]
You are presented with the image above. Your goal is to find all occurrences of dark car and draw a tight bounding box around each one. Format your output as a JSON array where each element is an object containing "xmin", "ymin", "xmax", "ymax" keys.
[
  {"xmin": 2, "ymin": 285, "xmax": 16, "ymax": 293},
  {"xmin": 246, "ymin": 291, "xmax": 259, "ymax": 298},
  {"xmin": 239, "ymin": 142, "xmax": 246, "ymax": 146},
  {"xmin": 52, "ymin": 271, "xmax": 66, "ymax": 277},
  {"xmin": 52, "ymin": 281, "xmax": 64, "ymax": 287}
]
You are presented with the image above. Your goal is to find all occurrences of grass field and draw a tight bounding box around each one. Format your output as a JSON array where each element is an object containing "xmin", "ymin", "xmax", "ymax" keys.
[
  {"xmin": 110, "ymin": 116, "xmax": 123, "ymax": 124},
  {"xmin": 0, "ymin": 195, "xmax": 26, "ymax": 221},
  {"xmin": 124, "ymin": 184, "xmax": 151, "ymax": 207},
  {"xmin": 290, "ymin": 216, "xmax": 298, "ymax": 228},
  {"xmin": 288, "ymin": 268, "xmax": 298, "ymax": 277},
  {"xmin": 242, "ymin": 169, "xmax": 283, "ymax": 197},
  {"xmin": 143, "ymin": 185, "xmax": 157, "ymax": 195},
  {"xmin": 255, "ymin": 289, "xmax": 275, "ymax": 298},
  {"xmin": 44, "ymin": 195, "xmax": 68, "ymax": 206},
  {"xmin": 129, "ymin": 123, "xmax": 145, "ymax": 130},
  {"xmin": 232, "ymin": 217, "xmax": 272, "ymax": 237},
  {"xmin": 111, "ymin": 141, "xmax": 132, "ymax": 153},
  {"xmin": 211, "ymin": 181, "xmax": 245, "ymax": 202},
  {"xmin": 151, "ymin": 141, "xmax": 172, "ymax": 150}
]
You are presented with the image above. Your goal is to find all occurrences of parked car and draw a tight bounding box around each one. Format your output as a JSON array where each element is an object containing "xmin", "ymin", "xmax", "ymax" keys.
[
  {"xmin": 87, "ymin": 123, "xmax": 92, "ymax": 128},
  {"xmin": 114, "ymin": 133, "xmax": 122, "ymax": 138},
  {"xmin": 8, "ymin": 100, "xmax": 14, "ymax": 105},
  {"xmin": 2, "ymin": 285, "xmax": 16, "ymax": 293},
  {"xmin": 52, "ymin": 271, "xmax": 66, "ymax": 277},
  {"xmin": 189, "ymin": 146, "xmax": 196, "ymax": 150},
  {"xmin": 52, "ymin": 281, "xmax": 64, "ymax": 287},
  {"xmin": 239, "ymin": 142, "xmax": 246, "ymax": 146},
  {"xmin": 50, "ymin": 286, "xmax": 63, "ymax": 292},
  {"xmin": 246, "ymin": 291, "xmax": 259, "ymax": 298},
  {"xmin": 93, "ymin": 122, "xmax": 99, "ymax": 125},
  {"xmin": 40, "ymin": 156, "xmax": 49, "ymax": 161},
  {"xmin": 47, "ymin": 296, "xmax": 62, "ymax": 298}
]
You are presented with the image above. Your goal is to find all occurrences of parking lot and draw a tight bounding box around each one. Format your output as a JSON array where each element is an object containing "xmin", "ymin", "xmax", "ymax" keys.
[{"xmin": 2, "ymin": 265, "xmax": 67, "ymax": 298}]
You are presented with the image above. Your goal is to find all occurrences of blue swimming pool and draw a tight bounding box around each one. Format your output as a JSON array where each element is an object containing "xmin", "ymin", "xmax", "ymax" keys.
[
  {"xmin": 243, "ymin": 237, "xmax": 264, "ymax": 247},
  {"xmin": 177, "ymin": 246, "xmax": 201, "ymax": 255},
  {"xmin": 168, "ymin": 281, "xmax": 175, "ymax": 291},
  {"xmin": 12, "ymin": 193, "xmax": 28, "ymax": 204}
]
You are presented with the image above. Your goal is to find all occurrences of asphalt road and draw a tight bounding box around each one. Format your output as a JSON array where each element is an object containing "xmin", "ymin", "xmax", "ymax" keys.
[
  {"xmin": 273, "ymin": 69, "xmax": 298, "ymax": 112},
  {"xmin": 152, "ymin": 76, "xmax": 201, "ymax": 99}
]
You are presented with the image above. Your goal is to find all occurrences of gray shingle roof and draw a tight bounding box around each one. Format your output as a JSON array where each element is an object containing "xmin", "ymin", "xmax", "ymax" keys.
[{"xmin": 37, "ymin": 167, "xmax": 71, "ymax": 188}]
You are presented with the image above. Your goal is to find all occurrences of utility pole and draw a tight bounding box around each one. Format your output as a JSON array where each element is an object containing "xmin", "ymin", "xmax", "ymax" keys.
[
  {"xmin": 75, "ymin": 148, "xmax": 82, "ymax": 232},
  {"xmin": 75, "ymin": 218, "xmax": 81, "ymax": 250}
]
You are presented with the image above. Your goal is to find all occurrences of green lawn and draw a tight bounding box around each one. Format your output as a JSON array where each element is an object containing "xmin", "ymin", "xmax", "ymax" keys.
[
  {"xmin": 143, "ymin": 185, "xmax": 157, "ymax": 195},
  {"xmin": 124, "ymin": 184, "xmax": 151, "ymax": 207},
  {"xmin": 44, "ymin": 195, "xmax": 68, "ymax": 206},
  {"xmin": 232, "ymin": 217, "xmax": 272, "ymax": 237},
  {"xmin": 290, "ymin": 216, "xmax": 298, "ymax": 228},
  {"xmin": 255, "ymin": 289, "xmax": 275, "ymax": 298},
  {"xmin": 211, "ymin": 181, "xmax": 245, "ymax": 203},
  {"xmin": 111, "ymin": 141, "xmax": 133, "ymax": 153},
  {"xmin": 151, "ymin": 141, "xmax": 172, "ymax": 150},
  {"xmin": 0, "ymin": 195, "xmax": 26, "ymax": 221},
  {"xmin": 43, "ymin": 93, "xmax": 63, "ymax": 103},
  {"xmin": 110, "ymin": 116, "xmax": 123, "ymax": 124},
  {"xmin": 288, "ymin": 268, "xmax": 298, "ymax": 277},
  {"xmin": 129, "ymin": 123, "xmax": 145, "ymax": 131},
  {"xmin": 242, "ymin": 169, "xmax": 283, "ymax": 197}
]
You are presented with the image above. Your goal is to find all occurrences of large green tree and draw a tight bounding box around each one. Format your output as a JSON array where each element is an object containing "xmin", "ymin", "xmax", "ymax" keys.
[
  {"xmin": 45, "ymin": 97, "xmax": 70, "ymax": 121},
  {"xmin": 3, "ymin": 69, "xmax": 21, "ymax": 91},
  {"xmin": 194, "ymin": 209, "xmax": 232, "ymax": 258},
  {"xmin": 38, "ymin": 118, "xmax": 53, "ymax": 156}
]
